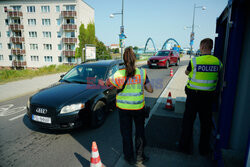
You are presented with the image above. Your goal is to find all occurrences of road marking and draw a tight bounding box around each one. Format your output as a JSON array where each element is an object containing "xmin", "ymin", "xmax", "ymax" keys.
[
  {"xmin": 9, "ymin": 113, "xmax": 26, "ymax": 121},
  {"xmin": 0, "ymin": 104, "xmax": 26, "ymax": 117}
]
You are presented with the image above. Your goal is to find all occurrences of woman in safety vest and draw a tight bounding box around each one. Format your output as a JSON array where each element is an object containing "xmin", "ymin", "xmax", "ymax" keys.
[{"xmin": 104, "ymin": 47, "xmax": 153, "ymax": 165}]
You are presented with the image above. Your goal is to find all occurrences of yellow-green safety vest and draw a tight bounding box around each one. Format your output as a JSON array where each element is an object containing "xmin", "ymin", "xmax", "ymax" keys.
[
  {"xmin": 187, "ymin": 55, "xmax": 222, "ymax": 91},
  {"xmin": 109, "ymin": 68, "xmax": 146, "ymax": 110}
]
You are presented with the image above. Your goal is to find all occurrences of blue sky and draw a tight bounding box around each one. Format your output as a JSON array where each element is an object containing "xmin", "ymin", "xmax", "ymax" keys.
[{"xmin": 84, "ymin": 0, "xmax": 228, "ymax": 50}]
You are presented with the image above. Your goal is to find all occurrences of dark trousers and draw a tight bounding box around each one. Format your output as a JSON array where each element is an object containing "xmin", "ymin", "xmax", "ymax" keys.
[
  {"xmin": 179, "ymin": 87, "xmax": 215, "ymax": 154},
  {"xmin": 118, "ymin": 108, "xmax": 146, "ymax": 160}
]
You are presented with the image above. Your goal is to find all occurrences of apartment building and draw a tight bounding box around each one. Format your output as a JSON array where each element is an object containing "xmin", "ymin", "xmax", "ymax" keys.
[{"xmin": 0, "ymin": 0, "xmax": 94, "ymax": 69}]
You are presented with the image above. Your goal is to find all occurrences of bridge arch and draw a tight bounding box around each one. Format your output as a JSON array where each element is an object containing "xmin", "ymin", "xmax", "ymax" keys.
[
  {"xmin": 144, "ymin": 37, "xmax": 157, "ymax": 53},
  {"xmin": 161, "ymin": 38, "xmax": 180, "ymax": 50}
]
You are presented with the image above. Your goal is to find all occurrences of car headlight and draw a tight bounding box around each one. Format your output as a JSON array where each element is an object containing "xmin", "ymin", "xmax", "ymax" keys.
[
  {"xmin": 60, "ymin": 103, "xmax": 85, "ymax": 114},
  {"xmin": 159, "ymin": 59, "xmax": 165, "ymax": 62},
  {"xmin": 27, "ymin": 99, "xmax": 30, "ymax": 109}
]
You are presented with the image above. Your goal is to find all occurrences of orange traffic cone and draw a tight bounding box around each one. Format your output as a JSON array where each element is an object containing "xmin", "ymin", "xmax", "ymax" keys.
[
  {"xmin": 90, "ymin": 141, "xmax": 103, "ymax": 167},
  {"xmin": 170, "ymin": 68, "xmax": 173, "ymax": 77},
  {"xmin": 165, "ymin": 92, "xmax": 173, "ymax": 110}
]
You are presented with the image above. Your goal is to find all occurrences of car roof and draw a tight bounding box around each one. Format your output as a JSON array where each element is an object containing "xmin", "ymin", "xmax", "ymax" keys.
[{"xmin": 81, "ymin": 59, "xmax": 124, "ymax": 67}]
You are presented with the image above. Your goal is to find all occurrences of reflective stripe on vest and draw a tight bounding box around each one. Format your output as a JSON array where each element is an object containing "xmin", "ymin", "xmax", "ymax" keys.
[
  {"xmin": 187, "ymin": 55, "xmax": 221, "ymax": 91},
  {"xmin": 115, "ymin": 68, "xmax": 145, "ymax": 110}
]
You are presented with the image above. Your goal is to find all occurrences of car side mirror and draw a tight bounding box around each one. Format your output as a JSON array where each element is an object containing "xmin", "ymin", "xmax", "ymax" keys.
[{"xmin": 60, "ymin": 74, "xmax": 65, "ymax": 78}]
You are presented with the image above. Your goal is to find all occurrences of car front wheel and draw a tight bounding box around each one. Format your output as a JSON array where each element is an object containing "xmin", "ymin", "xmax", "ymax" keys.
[{"xmin": 91, "ymin": 101, "xmax": 106, "ymax": 128}]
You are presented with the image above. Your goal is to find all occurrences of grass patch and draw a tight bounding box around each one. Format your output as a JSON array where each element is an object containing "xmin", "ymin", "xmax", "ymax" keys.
[{"xmin": 0, "ymin": 64, "xmax": 74, "ymax": 84}]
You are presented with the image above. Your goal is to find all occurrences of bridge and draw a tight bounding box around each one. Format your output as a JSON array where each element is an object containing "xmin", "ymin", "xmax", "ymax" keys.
[{"xmin": 143, "ymin": 37, "xmax": 181, "ymax": 53}]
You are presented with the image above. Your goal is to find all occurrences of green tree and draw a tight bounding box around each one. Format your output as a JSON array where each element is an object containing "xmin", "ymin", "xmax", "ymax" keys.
[
  {"xmin": 114, "ymin": 48, "xmax": 119, "ymax": 53},
  {"xmin": 75, "ymin": 24, "xmax": 87, "ymax": 61},
  {"xmin": 75, "ymin": 22, "xmax": 96, "ymax": 61},
  {"xmin": 87, "ymin": 22, "xmax": 96, "ymax": 45},
  {"xmin": 133, "ymin": 46, "xmax": 139, "ymax": 51}
]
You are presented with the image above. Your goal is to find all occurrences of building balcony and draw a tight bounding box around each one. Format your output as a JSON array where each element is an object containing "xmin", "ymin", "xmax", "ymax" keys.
[
  {"xmin": 61, "ymin": 11, "xmax": 77, "ymax": 17},
  {"xmin": 11, "ymin": 49, "xmax": 26, "ymax": 55},
  {"xmin": 9, "ymin": 24, "xmax": 24, "ymax": 31},
  {"xmin": 62, "ymin": 24, "xmax": 77, "ymax": 31},
  {"xmin": 63, "ymin": 50, "xmax": 76, "ymax": 57},
  {"xmin": 62, "ymin": 38, "xmax": 77, "ymax": 44},
  {"xmin": 7, "ymin": 11, "xmax": 23, "ymax": 17},
  {"xmin": 12, "ymin": 60, "xmax": 27, "ymax": 67},
  {"xmin": 10, "ymin": 37, "xmax": 25, "ymax": 44}
]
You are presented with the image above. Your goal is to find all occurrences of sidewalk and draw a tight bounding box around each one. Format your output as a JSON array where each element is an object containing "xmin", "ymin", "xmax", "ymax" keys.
[
  {"xmin": 115, "ymin": 55, "xmax": 216, "ymax": 167},
  {"xmin": 0, "ymin": 73, "xmax": 65, "ymax": 102},
  {"xmin": 0, "ymin": 61, "xmax": 147, "ymax": 103}
]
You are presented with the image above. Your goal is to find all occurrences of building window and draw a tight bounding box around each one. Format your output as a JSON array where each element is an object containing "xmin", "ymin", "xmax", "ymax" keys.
[
  {"xmin": 0, "ymin": 55, "xmax": 3, "ymax": 60},
  {"xmin": 27, "ymin": 6, "xmax": 35, "ymax": 13},
  {"xmin": 0, "ymin": 43, "xmax": 2, "ymax": 49},
  {"xmin": 65, "ymin": 44, "xmax": 75, "ymax": 50},
  {"xmin": 58, "ymin": 56, "xmax": 62, "ymax": 62},
  {"xmin": 43, "ymin": 31, "xmax": 51, "ymax": 38},
  {"xmin": 14, "ymin": 44, "xmax": 22, "ymax": 49},
  {"xmin": 67, "ymin": 57, "xmax": 75, "ymax": 63},
  {"xmin": 0, "ymin": 32, "xmax": 1, "ymax": 37},
  {"xmin": 30, "ymin": 44, "xmax": 38, "ymax": 50},
  {"xmin": 57, "ymin": 32, "xmax": 61, "ymax": 38},
  {"xmin": 41, "ymin": 6, "xmax": 50, "ymax": 13},
  {"xmin": 66, "ymin": 5, "xmax": 75, "ymax": 11},
  {"xmin": 29, "ymin": 31, "xmax": 37, "ymax": 38},
  {"xmin": 6, "ymin": 31, "xmax": 10, "ymax": 37},
  {"xmin": 66, "ymin": 18, "xmax": 75, "ymax": 24},
  {"xmin": 42, "ymin": 19, "xmax": 51, "ymax": 26},
  {"xmin": 44, "ymin": 56, "xmax": 53, "ymax": 62},
  {"xmin": 28, "ymin": 19, "xmax": 36, "ymax": 25},
  {"xmin": 65, "ymin": 31, "xmax": 75, "ymax": 38},
  {"xmin": 56, "ymin": 19, "xmax": 61, "ymax": 25},
  {"xmin": 12, "ymin": 6, "xmax": 21, "ymax": 11},
  {"xmin": 56, "ymin": 6, "xmax": 60, "ymax": 12},
  {"xmin": 7, "ymin": 43, "xmax": 11, "ymax": 49},
  {"xmin": 58, "ymin": 44, "xmax": 61, "ymax": 50},
  {"xmin": 12, "ymin": 18, "xmax": 20, "ymax": 24},
  {"xmin": 5, "ymin": 19, "xmax": 9, "ymax": 25},
  {"xmin": 31, "ymin": 55, "xmax": 39, "ymax": 61},
  {"xmin": 13, "ymin": 31, "xmax": 21, "ymax": 37},
  {"xmin": 43, "ymin": 44, "xmax": 52, "ymax": 50},
  {"xmin": 9, "ymin": 55, "xmax": 12, "ymax": 61},
  {"xmin": 17, "ymin": 55, "xmax": 23, "ymax": 61}
]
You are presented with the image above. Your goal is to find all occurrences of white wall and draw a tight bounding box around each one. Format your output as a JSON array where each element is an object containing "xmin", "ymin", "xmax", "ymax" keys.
[{"xmin": 0, "ymin": 0, "xmax": 94, "ymax": 68}]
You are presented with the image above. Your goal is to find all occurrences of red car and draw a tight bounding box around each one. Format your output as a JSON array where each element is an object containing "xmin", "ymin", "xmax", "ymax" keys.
[{"xmin": 147, "ymin": 50, "xmax": 180, "ymax": 68}]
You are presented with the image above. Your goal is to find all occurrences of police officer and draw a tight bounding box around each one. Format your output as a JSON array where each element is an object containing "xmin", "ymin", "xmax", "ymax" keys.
[
  {"xmin": 104, "ymin": 47, "xmax": 153, "ymax": 165},
  {"xmin": 179, "ymin": 38, "xmax": 222, "ymax": 155}
]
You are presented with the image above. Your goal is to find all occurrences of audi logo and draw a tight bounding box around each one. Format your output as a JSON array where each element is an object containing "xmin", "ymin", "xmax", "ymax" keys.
[{"xmin": 36, "ymin": 108, "xmax": 48, "ymax": 114}]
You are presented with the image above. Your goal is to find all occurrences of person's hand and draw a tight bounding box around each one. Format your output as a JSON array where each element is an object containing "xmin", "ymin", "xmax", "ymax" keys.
[{"xmin": 98, "ymin": 79, "xmax": 105, "ymax": 86}]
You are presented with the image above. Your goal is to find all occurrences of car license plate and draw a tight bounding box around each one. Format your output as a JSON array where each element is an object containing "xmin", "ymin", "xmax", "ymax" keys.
[
  {"xmin": 151, "ymin": 63, "xmax": 157, "ymax": 66},
  {"xmin": 32, "ymin": 115, "xmax": 51, "ymax": 124}
]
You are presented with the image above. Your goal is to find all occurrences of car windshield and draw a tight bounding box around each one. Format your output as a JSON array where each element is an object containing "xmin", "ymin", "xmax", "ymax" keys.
[
  {"xmin": 61, "ymin": 65, "xmax": 108, "ymax": 84},
  {"xmin": 155, "ymin": 51, "xmax": 170, "ymax": 56}
]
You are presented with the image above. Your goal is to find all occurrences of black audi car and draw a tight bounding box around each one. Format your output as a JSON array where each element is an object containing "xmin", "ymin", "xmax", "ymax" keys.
[{"xmin": 27, "ymin": 60, "xmax": 123, "ymax": 129}]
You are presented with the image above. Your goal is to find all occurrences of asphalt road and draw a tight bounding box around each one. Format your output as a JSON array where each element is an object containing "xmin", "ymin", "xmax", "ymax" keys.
[{"xmin": 0, "ymin": 63, "xmax": 181, "ymax": 167}]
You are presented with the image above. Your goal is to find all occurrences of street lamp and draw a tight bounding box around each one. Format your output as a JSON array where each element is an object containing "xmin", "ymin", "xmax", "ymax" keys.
[
  {"xmin": 190, "ymin": 4, "xmax": 206, "ymax": 57},
  {"xmin": 110, "ymin": 0, "xmax": 124, "ymax": 60}
]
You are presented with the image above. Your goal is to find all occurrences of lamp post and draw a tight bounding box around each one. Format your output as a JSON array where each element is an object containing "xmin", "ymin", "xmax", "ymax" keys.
[
  {"xmin": 110, "ymin": 0, "xmax": 124, "ymax": 60},
  {"xmin": 190, "ymin": 4, "xmax": 206, "ymax": 57}
]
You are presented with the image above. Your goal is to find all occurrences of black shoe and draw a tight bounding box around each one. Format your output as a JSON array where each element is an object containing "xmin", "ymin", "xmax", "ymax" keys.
[
  {"xmin": 124, "ymin": 157, "xmax": 136, "ymax": 165},
  {"xmin": 177, "ymin": 142, "xmax": 193, "ymax": 155},
  {"xmin": 136, "ymin": 155, "xmax": 149, "ymax": 164},
  {"xmin": 199, "ymin": 148, "xmax": 212, "ymax": 156}
]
